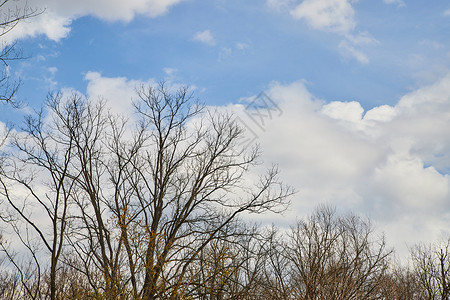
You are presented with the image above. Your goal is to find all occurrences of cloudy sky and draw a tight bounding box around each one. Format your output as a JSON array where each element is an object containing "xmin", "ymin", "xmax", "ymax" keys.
[{"xmin": 2, "ymin": 0, "xmax": 450, "ymax": 259}]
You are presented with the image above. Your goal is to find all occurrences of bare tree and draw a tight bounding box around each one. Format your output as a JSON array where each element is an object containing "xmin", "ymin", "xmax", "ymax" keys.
[
  {"xmin": 45, "ymin": 93, "xmax": 129, "ymax": 299},
  {"xmin": 0, "ymin": 0, "xmax": 41, "ymax": 105},
  {"xmin": 0, "ymin": 93, "xmax": 78, "ymax": 299},
  {"xmin": 0, "ymin": 83, "xmax": 292, "ymax": 299},
  {"xmin": 410, "ymin": 239, "xmax": 450, "ymax": 300},
  {"xmin": 8, "ymin": 82, "xmax": 450, "ymax": 300},
  {"xmin": 123, "ymin": 83, "xmax": 292, "ymax": 298},
  {"xmin": 0, "ymin": 233, "xmax": 21, "ymax": 300},
  {"xmin": 182, "ymin": 221, "xmax": 268, "ymax": 299},
  {"xmin": 377, "ymin": 265, "xmax": 420, "ymax": 299},
  {"xmin": 259, "ymin": 206, "xmax": 393, "ymax": 300},
  {"xmin": 288, "ymin": 206, "xmax": 392, "ymax": 299}
]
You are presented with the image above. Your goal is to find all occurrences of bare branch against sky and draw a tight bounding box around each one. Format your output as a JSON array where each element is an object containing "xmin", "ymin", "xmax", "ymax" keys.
[{"xmin": 1, "ymin": 0, "xmax": 450, "ymax": 298}]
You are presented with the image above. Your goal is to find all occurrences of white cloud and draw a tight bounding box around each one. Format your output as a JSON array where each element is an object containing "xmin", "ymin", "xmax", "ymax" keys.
[
  {"xmin": 163, "ymin": 68, "xmax": 177, "ymax": 76},
  {"xmin": 285, "ymin": 0, "xmax": 375, "ymax": 64},
  {"xmin": 321, "ymin": 101, "xmax": 364, "ymax": 123},
  {"xmin": 29, "ymin": 70, "xmax": 450, "ymax": 260},
  {"xmin": 290, "ymin": 0, "xmax": 356, "ymax": 34},
  {"xmin": 230, "ymin": 73, "xmax": 450, "ymax": 259},
  {"xmin": 44, "ymin": 66, "xmax": 58, "ymax": 90},
  {"xmin": 83, "ymin": 71, "xmax": 190, "ymax": 117},
  {"xmin": 84, "ymin": 71, "xmax": 156, "ymax": 116},
  {"xmin": 339, "ymin": 40, "xmax": 370, "ymax": 64},
  {"xmin": 364, "ymin": 105, "xmax": 397, "ymax": 122},
  {"xmin": 373, "ymin": 154, "xmax": 448, "ymax": 208},
  {"xmin": 218, "ymin": 47, "xmax": 232, "ymax": 61},
  {"xmin": 193, "ymin": 30, "xmax": 216, "ymax": 46},
  {"xmin": 383, "ymin": 0, "xmax": 405, "ymax": 7},
  {"xmin": 345, "ymin": 31, "xmax": 378, "ymax": 45},
  {"xmin": 419, "ymin": 39, "xmax": 443, "ymax": 50},
  {"xmin": 3, "ymin": 10, "xmax": 71, "ymax": 43},
  {"xmin": 0, "ymin": 121, "xmax": 9, "ymax": 150},
  {"xmin": 266, "ymin": 0, "xmax": 295, "ymax": 11},
  {"xmin": 48, "ymin": 67, "xmax": 58, "ymax": 75},
  {"xmin": 2, "ymin": 0, "xmax": 184, "ymax": 42},
  {"xmin": 236, "ymin": 42, "xmax": 249, "ymax": 50},
  {"xmin": 444, "ymin": 9, "xmax": 450, "ymax": 17}
]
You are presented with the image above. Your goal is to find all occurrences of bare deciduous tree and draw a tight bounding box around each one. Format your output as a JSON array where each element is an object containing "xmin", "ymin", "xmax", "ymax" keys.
[
  {"xmin": 0, "ymin": 94, "xmax": 77, "ymax": 299},
  {"xmin": 377, "ymin": 265, "xmax": 420, "ymax": 299},
  {"xmin": 0, "ymin": 0, "xmax": 41, "ymax": 105},
  {"xmin": 256, "ymin": 206, "xmax": 393, "ymax": 300},
  {"xmin": 183, "ymin": 221, "xmax": 268, "ymax": 299},
  {"xmin": 410, "ymin": 239, "xmax": 450, "ymax": 300},
  {"xmin": 287, "ymin": 206, "xmax": 392, "ymax": 299},
  {"xmin": 124, "ymin": 84, "xmax": 293, "ymax": 298},
  {"xmin": 257, "ymin": 227, "xmax": 292, "ymax": 300},
  {"xmin": 1, "ymin": 83, "xmax": 292, "ymax": 299}
]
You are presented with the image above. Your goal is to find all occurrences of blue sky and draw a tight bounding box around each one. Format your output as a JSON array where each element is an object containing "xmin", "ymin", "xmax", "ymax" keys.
[
  {"xmin": 5, "ymin": 0, "xmax": 450, "ymax": 114},
  {"xmin": 2, "ymin": 0, "xmax": 450, "ymax": 259}
]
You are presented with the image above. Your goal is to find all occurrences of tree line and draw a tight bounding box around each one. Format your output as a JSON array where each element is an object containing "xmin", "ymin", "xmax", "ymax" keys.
[{"xmin": 0, "ymin": 85, "xmax": 448, "ymax": 300}]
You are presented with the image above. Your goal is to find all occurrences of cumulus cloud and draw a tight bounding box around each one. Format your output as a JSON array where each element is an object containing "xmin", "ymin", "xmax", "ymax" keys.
[
  {"xmin": 83, "ymin": 71, "xmax": 191, "ymax": 117},
  {"xmin": 84, "ymin": 71, "xmax": 156, "ymax": 116},
  {"xmin": 321, "ymin": 101, "xmax": 364, "ymax": 122},
  {"xmin": 45, "ymin": 71, "xmax": 450, "ymax": 259},
  {"xmin": 363, "ymin": 105, "xmax": 397, "ymax": 122},
  {"xmin": 2, "ymin": 0, "xmax": 184, "ymax": 42},
  {"xmin": 373, "ymin": 154, "xmax": 448, "ymax": 208},
  {"xmin": 193, "ymin": 30, "xmax": 216, "ymax": 46},
  {"xmin": 231, "ymin": 73, "xmax": 450, "ymax": 258},
  {"xmin": 290, "ymin": 0, "xmax": 356, "ymax": 34}
]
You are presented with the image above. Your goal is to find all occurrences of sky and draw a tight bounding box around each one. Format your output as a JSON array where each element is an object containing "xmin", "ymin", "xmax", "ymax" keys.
[{"xmin": 1, "ymin": 0, "xmax": 450, "ymax": 260}]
